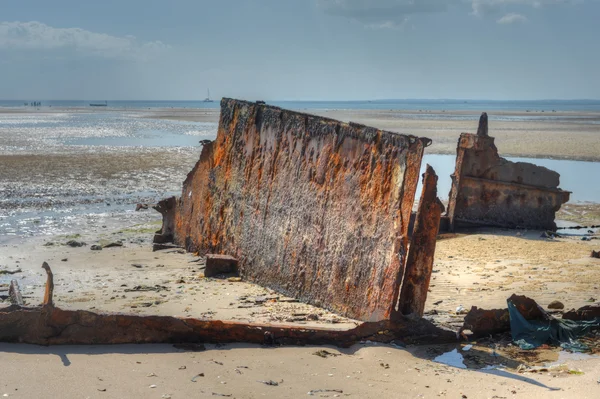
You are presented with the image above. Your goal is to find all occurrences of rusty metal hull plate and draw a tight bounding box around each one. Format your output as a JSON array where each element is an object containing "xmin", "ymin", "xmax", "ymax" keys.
[{"xmin": 171, "ymin": 98, "xmax": 427, "ymax": 321}]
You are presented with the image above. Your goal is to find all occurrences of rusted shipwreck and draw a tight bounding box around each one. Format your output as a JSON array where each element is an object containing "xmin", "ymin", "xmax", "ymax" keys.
[
  {"xmin": 156, "ymin": 98, "xmax": 443, "ymax": 322},
  {"xmin": 446, "ymin": 113, "xmax": 570, "ymax": 231}
]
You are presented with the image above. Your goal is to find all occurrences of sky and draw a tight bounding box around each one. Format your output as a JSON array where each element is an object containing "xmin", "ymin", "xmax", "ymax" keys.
[{"xmin": 1, "ymin": 0, "xmax": 599, "ymax": 101}]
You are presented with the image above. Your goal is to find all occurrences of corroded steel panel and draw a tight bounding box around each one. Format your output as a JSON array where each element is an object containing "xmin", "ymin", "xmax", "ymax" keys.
[{"xmin": 170, "ymin": 98, "xmax": 427, "ymax": 321}]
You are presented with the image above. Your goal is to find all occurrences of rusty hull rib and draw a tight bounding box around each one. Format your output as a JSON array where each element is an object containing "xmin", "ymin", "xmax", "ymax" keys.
[
  {"xmin": 0, "ymin": 305, "xmax": 455, "ymax": 347},
  {"xmin": 162, "ymin": 98, "xmax": 429, "ymax": 322},
  {"xmin": 447, "ymin": 113, "xmax": 570, "ymax": 231},
  {"xmin": 398, "ymin": 165, "xmax": 444, "ymax": 317}
]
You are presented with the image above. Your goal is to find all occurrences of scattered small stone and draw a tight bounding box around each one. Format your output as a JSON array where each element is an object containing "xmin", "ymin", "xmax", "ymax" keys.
[
  {"xmin": 97, "ymin": 388, "xmax": 106, "ymax": 392},
  {"xmin": 149, "ymin": 385, "xmax": 157, "ymax": 389},
  {"xmin": 257, "ymin": 380, "xmax": 279, "ymax": 386},
  {"xmin": 313, "ymin": 350, "xmax": 340, "ymax": 358},
  {"xmin": 433, "ymin": 300, "xmax": 443, "ymax": 305},
  {"xmin": 65, "ymin": 240, "xmax": 86, "ymax": 247},
  {"xmin": 591, "ymin": 250, "xmax": 600, "ymax": 259},
  {"xmin": 131, "ymin": 263, "xmax": 144, "ymax": 268},
  {"xmin": 90, "ymin": 245, "xmax": 102, "ymax": 251},
  {"xmin": 0, "ymin": 269, "xmax": 21, "ymax": 275},
  {"xmin": 380, "ymin": 363, "xmax": 390, "ymax": 369},
  {"xmin": 227, "ymin": 277, "xmax": 242, "ymax": 282},
  {"xmin": 178, "ymin": 366, "xmax": 187, "ymax": 370},
  {"xmin": 307, "ymin": 313, "xmax": 319, "ymax": 321},
  {"xmin": 103, "ymin": 242, "xmax": 123, "ymax": 248},
  {"xmin": 124, "ymin": 285, "xmax": 168, "ymax": 292},
  {"xmin": 191, "ymin": 373, "xmax": 205, "ymax": 382},
  {"xmin": 61, "ymin": 258, "xmax": 68, "ymax": 262},
  {"xmin": 548, "ymin": 300, "xmax": 564, "ymax": 310}
]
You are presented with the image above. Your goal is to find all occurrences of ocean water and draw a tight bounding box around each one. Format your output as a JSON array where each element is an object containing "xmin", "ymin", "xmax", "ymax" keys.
[
  {"xmin": 2, "ymin": 98, "xmax": 600, "ymax": 112},
  {"xmin": 0, "ymin": 112, "xmax": 217, "ymax": 241}
]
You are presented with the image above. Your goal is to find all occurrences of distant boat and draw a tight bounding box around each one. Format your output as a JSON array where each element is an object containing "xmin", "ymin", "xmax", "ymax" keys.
[
  {"xmin": 90, "ymin": 101, "xmax": 107, "ymax": 107},
  {"xmin": 203, "ymin": 89, "xmax": 214, "ymax": 103}
]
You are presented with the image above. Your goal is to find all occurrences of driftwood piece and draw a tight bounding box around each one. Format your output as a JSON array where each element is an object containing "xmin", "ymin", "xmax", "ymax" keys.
[
  {"xmin": 8, "ymin": 280, "xmax": 24, "ymax": 306},
  {"xmin": 42, "ymin": 262, "xmax": 54, "ymax": 307}
]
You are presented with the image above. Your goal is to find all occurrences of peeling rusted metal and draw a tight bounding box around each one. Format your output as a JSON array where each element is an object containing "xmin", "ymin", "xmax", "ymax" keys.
[
  {"xmin": 397, "ymin": 165, "xmax": 444, "ymax": 317},
  {"xmin": 163, "ymin": 98, "xmax": 429, "ymax": 321},
  {"xmin": 563, "ymin": 305, "xmax": 600, "ymax": 321},
  {"xmin": 41, "ymin": 262, "xmax": 54, "ymax": 307},
  {"xmin": 447, "ymin": 113, "xmax": 570, "ymax": 231}
]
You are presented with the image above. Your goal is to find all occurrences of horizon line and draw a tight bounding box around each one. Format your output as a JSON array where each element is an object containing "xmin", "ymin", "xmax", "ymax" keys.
[{"xmin": 2, "ymin": 98, "xmax": 600, "ymax": 102}]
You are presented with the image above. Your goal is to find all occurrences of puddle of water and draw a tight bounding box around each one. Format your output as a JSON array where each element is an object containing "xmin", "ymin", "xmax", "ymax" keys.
[
  {"xmin": 433, "ymin": 348, "xmax": 467, "ymax": 369},
  {"xmin": 546, "ymin": 351, "xmax": 597, "ymax": 367},
  {"xmin": 418, "ymin": 154, "xmax": 600, "ymax": 204}
]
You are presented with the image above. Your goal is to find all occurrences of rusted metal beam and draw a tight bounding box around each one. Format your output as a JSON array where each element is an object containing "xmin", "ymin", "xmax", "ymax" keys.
[
  {"xmin": 397, "ymin": 165, "xmax": 444, "ymax": 317},
  {"xmin": 8, "ymin": 280, "xmax": 23, "ymax": 306},
  {"xmin": 41, "ymin": 262, "xmax": 54, "ymax": 307},
  {"xmin": 0, "ymin": 305, "xmax": 455, "ymax": 347}
]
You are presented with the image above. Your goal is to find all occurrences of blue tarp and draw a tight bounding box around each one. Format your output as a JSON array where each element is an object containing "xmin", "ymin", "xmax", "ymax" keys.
[{"xmin": 508, "ymin": 300, "xmax": 600, "ymax": 351}]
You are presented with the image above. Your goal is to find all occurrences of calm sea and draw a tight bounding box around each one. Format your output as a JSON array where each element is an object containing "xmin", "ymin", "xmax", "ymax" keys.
[{"xmin": 2, "ymin": 99, "xmax": 600, "ymax": 112}]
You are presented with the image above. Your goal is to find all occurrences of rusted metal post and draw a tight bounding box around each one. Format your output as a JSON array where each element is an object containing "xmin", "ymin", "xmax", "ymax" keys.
[
  {"xmin": 42, "ymin": 262, "xmax": 54, "ymax": 307},
  {"xmin": 476, "ymin": 112, "xmax": 488, "ymax": 137},
  {"xmin": 9, "ymin": 280, "xmax": 24, "ymax": 306},
  {"xmin": 398, "ymin": 165, "xmax": 444, "ymax": 317}
]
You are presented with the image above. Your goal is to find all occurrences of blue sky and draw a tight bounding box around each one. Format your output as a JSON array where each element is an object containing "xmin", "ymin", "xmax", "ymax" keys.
[{"xmin": 1, "ymin": 0, "xmax": 599, "ymax": 100}]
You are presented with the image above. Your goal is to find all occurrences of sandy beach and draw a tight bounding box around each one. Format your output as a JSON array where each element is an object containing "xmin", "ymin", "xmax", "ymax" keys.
[{"xmin": 2, "ymin": 106, "xmax": 600, "ymax": 398}]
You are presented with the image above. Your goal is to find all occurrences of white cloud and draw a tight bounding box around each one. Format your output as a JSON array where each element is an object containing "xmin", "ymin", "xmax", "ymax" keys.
[
  {"xmin": 0, "ymin": 21, "xmax": 169, "ymax": 59},
  {"xmin": 497, "ymin": 12, "xmax": 529, "ymax": 23},
  {"xmin": 471, "ymin": 0, "xmax": 578, "ymax": 16},
  {"xmin": 317, "ymin": 0, "xmax": 449, "ymax": 29},
  {"xmin": 317, "ymin": 0, "xmax": 587, "ymax": 27}
]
